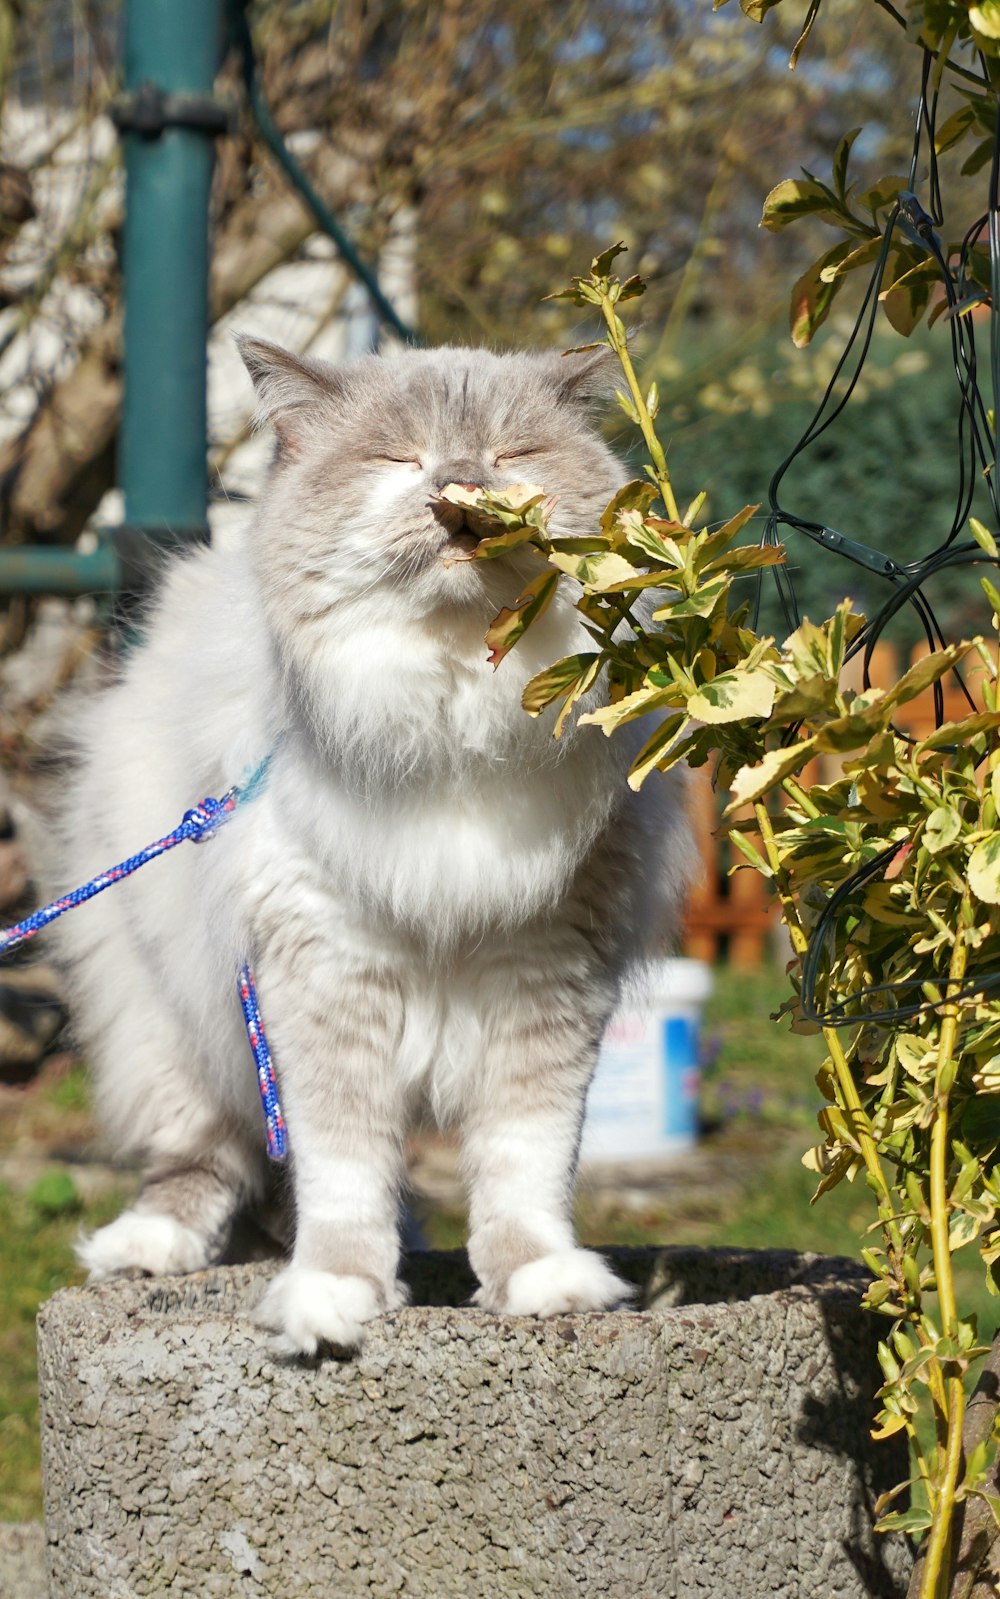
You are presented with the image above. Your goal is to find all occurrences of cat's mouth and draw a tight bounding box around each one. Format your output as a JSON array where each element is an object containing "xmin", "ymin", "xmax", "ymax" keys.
[
  {"xmin": 429, "ymin": 491, "xmax": 487, "ymax": 564},
  {"xmin": 441, "ymin": 528, "xmax": 481, "ymax": 559}
]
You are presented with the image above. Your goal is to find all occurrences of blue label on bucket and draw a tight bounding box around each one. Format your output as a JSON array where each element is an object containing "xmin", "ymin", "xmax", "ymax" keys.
[{"xmin": 662, "ymin": 1015, "xmax": 699, "ymax": 1138}]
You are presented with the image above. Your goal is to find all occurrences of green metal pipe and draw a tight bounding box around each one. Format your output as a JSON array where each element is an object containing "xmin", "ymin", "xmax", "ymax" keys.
[
  {"xmin": 0, "ymin": 544, "xmax": 121, "ymax": 596},
  {"xmin": 119, "ymin": 0, "xmax": 223, "ymax": 540}
]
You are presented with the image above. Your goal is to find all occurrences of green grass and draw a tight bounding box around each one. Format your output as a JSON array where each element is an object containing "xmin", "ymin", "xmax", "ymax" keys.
[{"xmin": 0, "ymin": 1178, "xmax": 125, "ymax": 1522}]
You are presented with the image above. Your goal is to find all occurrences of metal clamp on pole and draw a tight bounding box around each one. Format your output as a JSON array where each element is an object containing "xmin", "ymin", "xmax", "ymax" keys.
[{"xmin": 110, "ymin": 82, "xmax": 234, "ymax": 139}]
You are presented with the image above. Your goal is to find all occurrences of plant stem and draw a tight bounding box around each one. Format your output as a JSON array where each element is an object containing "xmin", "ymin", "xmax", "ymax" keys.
[
  {"xmin": 782, "ymin": 774, "xmax": 822, "ymax": 818},
  {"xmin": 599, "ymin": 293, "xmax": 681, "ymax": 522},
  {"xmin": 754, "ymin": 801, "xmax": 897, "ymax": 1223},
  {"xmin": 918, "ymin": 909, "xmax": 970, "ymax": 1599}
]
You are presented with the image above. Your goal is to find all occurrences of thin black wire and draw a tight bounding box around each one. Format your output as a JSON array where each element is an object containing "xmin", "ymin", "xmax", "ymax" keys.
[
  {"xmin": 228, "ymin": 0, "xmax": 420, "ymax": 346},
  {"xmin": 761, "ymin": 50, "xmax": 1000, "ymax": 1028}
]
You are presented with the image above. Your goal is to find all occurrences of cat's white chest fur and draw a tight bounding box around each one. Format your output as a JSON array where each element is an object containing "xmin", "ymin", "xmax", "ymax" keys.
[{"xmin": 269, "ymin": 604, "xmax": 619, "ymax": 941}]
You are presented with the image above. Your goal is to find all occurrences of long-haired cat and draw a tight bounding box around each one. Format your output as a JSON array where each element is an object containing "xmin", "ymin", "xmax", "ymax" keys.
[{"xmin": 52, "ymin": 341, "xmax": 691, "ymax": 1354}]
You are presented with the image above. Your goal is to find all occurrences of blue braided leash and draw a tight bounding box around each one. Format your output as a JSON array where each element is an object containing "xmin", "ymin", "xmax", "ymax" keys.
[{"xmin": 0, "ymin": 754, "xmax": 288, "ymax": 1162}]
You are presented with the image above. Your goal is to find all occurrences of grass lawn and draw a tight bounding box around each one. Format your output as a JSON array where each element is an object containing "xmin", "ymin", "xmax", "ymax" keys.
[{"xmin": 2, "ymin": 963, "xmax": 997, "ymax": 1523}]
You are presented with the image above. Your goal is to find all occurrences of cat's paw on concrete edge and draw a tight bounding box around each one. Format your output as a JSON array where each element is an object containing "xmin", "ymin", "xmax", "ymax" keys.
[
  {"xmin": 254, "ymin": 1267, "xmax": 404, "ymax": 1357},
  {"xmin": 495, "ymin": 1248, "xmax": 634, "ymax": 1317},
  {"xmin": 78, "ymin": 1212, "xmax": 211, "ymax": 1280}
]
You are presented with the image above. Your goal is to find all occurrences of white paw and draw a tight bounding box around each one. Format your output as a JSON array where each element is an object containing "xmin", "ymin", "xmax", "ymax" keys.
[
  {"xmin": 78, "ymin": 1212, "xmax": 210, "ymax": 1281},
  {"xmin": 501, "ymin": 1249, "xmax": 633, "ymax": 1317},
  {"xmin": 253, "ymin": 1268, "xmax": 392, "ymax": 1357}
]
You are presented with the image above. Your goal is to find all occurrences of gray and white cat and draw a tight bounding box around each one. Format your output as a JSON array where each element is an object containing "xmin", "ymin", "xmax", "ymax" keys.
[{"xmin": 53, "ymin": 341, "xmax": 691, "ymax": 1354}]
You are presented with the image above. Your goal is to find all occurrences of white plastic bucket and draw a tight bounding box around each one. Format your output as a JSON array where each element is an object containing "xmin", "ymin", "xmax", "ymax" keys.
[{"xmin": 580, "ymin": 957, "xmax": 713, "ymax": 1163}]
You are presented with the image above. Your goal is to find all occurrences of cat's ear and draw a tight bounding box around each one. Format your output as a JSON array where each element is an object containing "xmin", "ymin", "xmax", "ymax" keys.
[
  {"xmin": 235, "ymin": 335, "xmax": 345, "ymax": 452},
  {"xmin": 542, "ymin": 345, "xmax": 619, "ymax": 405}
]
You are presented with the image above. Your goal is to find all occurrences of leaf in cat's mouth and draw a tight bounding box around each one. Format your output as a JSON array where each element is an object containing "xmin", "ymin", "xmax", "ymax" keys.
[{"xmin": 433, "ymin": 481, "xmax": 552, "ymax": 565}]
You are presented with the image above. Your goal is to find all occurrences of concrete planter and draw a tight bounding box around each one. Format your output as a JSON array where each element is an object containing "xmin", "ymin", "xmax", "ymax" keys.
[{"xmin": 38, "ymin": 1247, "xmax": 912, "ymax": 1598}]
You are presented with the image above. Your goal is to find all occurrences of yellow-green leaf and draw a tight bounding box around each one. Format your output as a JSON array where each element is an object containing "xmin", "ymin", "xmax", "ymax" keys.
[
  {"xmin": 970, "ymin": 0, "xmax": 1000, "ymax": 39},
  {"xmin": 626, "ymin": 713, "xmax": 688, "ymax": 790},
  {"xmin": 521, "ymin": 652, "xmax": 600, "ymax": 717},
  {"xmin": 970, "ymin": 833, "xmax": 1000, "ymax": 905},
  {"xmin": 970, "ymin": 517, "xmax": 999, "ymax": 558},
  {"xmin": 761, "ymin": 178, "xmax": 841, "ymax": 232},
  {"xmin": 484, "ymin": 569, "xmax": 560, "ymax": 670},
  {"xmin": 548, "ymin": 549, "xmax": 639, "ymax": 590},
  {"xmin": 689, "ymin": 668, "xmax": 776, "ymax": 725},
  {"xmin": 579, "ymin": 685, "xmax": 681, "ymax": 735},
  {"xmin": 789, "ymin": 241, "xmax": 852, "ymax": 347},
  {"xmin": 599, "ymin": 480, "xmax": 659, "ymax": 540},
  {"xmin": 726, "ymin": 738, "xmax": 819, "ymax": 811},
  {"xmin": 923, "ymin": 805, "xmax": 963, "ymax": 855}
]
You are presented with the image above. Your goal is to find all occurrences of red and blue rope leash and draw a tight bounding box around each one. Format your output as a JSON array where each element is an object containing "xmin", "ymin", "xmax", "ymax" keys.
[{"xmin": 0, "ymin": 755, "xmax": 287, "ymax": 1162}]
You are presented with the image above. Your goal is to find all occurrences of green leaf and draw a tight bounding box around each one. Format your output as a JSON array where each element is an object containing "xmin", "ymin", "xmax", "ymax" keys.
[
  {"xmin": 726, "ymin": 738, "xmax": 819, "ymax": 811},
  {"xmin": 788, "ymin": 0, "xmax": 822, "ymax": 65},
  {"xmin": 818, "ymin": 236, "xmax": 884, "ymax": 284},
  {"xmin": 626, "ymin": 713, "xmax": 688, "ymax": 790},
  {"xmin": 833, "ymin": 128, "xmax": 861, "ymax": 200},
  {"xmin": 522, "ymin": 652, "xmax": 600, "ymax": 717},
  {"xmin": 689, "ymin": 668, "xmax": 776, "ymax": 725},
  {"xmin": 875, "ymin": 1506, "xmax": 932, "ymax": 1534},
  {"xmin": 884, "ymin": 642, "xmax": 970, "ymax": 708},
  {"xmin": 880, "ymin": 258, "xmax": 939, "ymax": 337},
  {"xmin": 970, "ymin": 517, "xmax": 999, "ymax": 558},
  {"xmin": 813, "ymin": 692, "xmax": 889, "ymax": 753},
  {"xmin": 761, "ymin": 178, "xmax": 841, "ymax": 232},
  {"xmin": 701, "ymin": 544, "xmax": 785, "ymax": 576},
  {"xmin": 600, "ymin": 480, "xmax": 659, "ymax": 540},
  {"xmin": 696, "ymin": 504, "xmax": 761, "ymax": 561},
  {"xmin": 968, "ymin": 1491, "xmax": 1000, "ymax": 1529},
  {"xmin": 970, "ymin": 832, "xmax": 1000, "ymax": 904},
  {"xmin": 579, "ymin": 685, "xmax": 681, "ymax": 735},
  {"xmin": 592, "ymin": 240, "xmax": 628, "ymax": 276},
  {"xmin": 923, "ymin": 805, "xmax": 963, "ymax": 854},
  {"xmin": 652, "ymin": 576, "xmax": 729, "ymax": 620},
  {"xmin": 854, "ymin": 175, "xmax": 908, "ymax": 216},
  {"xmin": 962, "ymin": 1095, "xmax": 1000, "ymax": 1149},
  {"xmin": 970, "ymin": 1, "xmax": 1000, "ymax": 40},
  {"xmin": 548, "ymin": 549, "xmax": 639, "ymax": 589},
  {"xmin": 739, "ymin": 0, "xmax": 784, "ymax": 22},
  {"xmin": 484, "ymin": 569, "xmax": 560, "ymax": 669},
  {"xmin": 788, "ymin": 241, "xmax": 852, "ymax": 347},
  {"xmin": 617, "ymin": 274, "xmax": 646, "ymax": 302},
  {"xmin": 620, "ymin": 516, "xmax": 687, "ymax": 570},
  {"xmin": 935, "ymin": 104, "xmax": 976, "ymax": 154},
  {"xmin": 918, "ymin": 710, "xmax": 1000, "ymax": 750},
  {"xmin": 729, "ymin": 829, "xmax": 773, "ymax": 876},
  {"xmin": 962, "ymin": 137, "xmax": 998, "ymax": 177}
]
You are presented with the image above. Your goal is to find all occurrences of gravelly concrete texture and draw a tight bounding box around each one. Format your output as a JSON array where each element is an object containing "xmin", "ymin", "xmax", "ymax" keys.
[
  {"xmin": 0, "ymin": 1521, "xmax": 45, "ymax": 1599},
  {"xmin": 37, "ymin": 1246, "xmax": 912, "ymax": 1598}
]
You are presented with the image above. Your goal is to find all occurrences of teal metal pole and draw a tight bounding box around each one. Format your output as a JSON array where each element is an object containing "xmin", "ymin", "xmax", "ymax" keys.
[
  {"xmin": 0, "ymin": 544, "xmax": 121, "ymax": 596},
  {"xmin": 119, "ymin": 0, "xmax": 224, "ymax": 541}
]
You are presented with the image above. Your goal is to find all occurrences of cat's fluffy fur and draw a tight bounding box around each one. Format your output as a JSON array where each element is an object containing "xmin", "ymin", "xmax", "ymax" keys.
[{"xmin": 52, "ymin": 342, "xmax": 692, "ymax": 1354}]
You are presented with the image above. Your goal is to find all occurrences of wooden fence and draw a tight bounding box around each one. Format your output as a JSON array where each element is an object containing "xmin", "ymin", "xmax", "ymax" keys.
[{"xmin": 682, "ymin": 640, "xmax": 989, "ymax": 967}]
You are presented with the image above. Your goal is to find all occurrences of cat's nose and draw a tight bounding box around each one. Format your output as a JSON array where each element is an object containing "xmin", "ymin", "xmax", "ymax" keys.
[{"xmin": 432, "ymin": 461, "xmax": 486, "ymax": 493}]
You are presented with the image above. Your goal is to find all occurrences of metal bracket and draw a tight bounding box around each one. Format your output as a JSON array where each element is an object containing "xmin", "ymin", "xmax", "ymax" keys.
[{"xmin": 110, "ymin": 81, "xmax": 234, "ymax": 139}]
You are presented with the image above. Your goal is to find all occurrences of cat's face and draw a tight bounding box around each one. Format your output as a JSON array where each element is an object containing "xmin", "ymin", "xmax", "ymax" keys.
[{"xmin": 239, "ymin": 340, "xmax": 626, "ymax": 622}]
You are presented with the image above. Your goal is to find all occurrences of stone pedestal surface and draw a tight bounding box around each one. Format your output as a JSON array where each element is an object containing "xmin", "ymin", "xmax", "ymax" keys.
[{"xmin": 37, "ymin": 1246, "xmax": 912, "ymax": 1597}]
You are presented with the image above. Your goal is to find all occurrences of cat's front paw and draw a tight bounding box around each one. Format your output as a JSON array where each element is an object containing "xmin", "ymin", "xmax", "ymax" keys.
[
  {"xmin": 253, "ymin": 1267, "xmax": 403, "ymax": 1357},
  {"xmin": 481, "ymin": 1248, "xmax": 633, "ymax": 1317},
  {"xmin": 78, "ymin": 1212, "xmax": 211, "ymax": 1281}
]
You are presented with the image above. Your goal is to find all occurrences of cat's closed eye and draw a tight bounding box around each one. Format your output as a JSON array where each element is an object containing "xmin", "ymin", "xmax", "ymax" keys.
[
  {"xmin": 370, "ymin": 455, "xmax": 422, "ymax": 468},
  {"xmin": 494, "ymin": 447, "xmax": 541, "ymax": 465}
]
